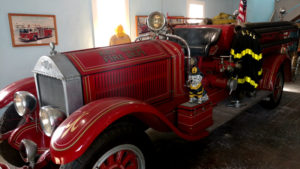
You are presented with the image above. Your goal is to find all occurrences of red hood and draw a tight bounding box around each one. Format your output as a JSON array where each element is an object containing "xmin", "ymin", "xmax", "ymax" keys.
[{"xmin": 64, "ymin": 40, "xmax": 174, "ymax": 76}]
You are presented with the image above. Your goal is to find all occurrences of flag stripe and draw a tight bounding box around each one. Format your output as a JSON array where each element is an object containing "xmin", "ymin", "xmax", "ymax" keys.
[{"xmin": 237, "ymin": 0, "xmax": 247, "ymax": 23}]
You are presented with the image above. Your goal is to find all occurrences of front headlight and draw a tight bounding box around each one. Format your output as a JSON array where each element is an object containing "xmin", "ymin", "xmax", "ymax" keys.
[
  {"xmin": 39, "ymin": 106, "xmax": 66, "ymax": 137},
  {"xmin": 147, "ymin": 11, "xmax": 166, "ymax": 32},
  {"xmin": 14, "ymin": 91, "xmax": 37, "ymax": 116}
]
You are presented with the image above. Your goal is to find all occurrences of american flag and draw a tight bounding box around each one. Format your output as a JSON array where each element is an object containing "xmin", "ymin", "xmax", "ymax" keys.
[{"xmin": 237, "ymin": 0, "xmax": 247, "ymax": 23}]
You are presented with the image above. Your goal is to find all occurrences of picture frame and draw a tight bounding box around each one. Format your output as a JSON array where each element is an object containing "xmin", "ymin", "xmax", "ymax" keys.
[
  {"xmin": 135, "ymin": 15, "xmax": 149, "ymax": 37},
  {"xmin": 8, "ymin": 13, "xmax": 58, "ymax": 47}
]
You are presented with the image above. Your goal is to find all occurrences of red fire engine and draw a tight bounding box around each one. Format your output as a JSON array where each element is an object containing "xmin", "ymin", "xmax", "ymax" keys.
[
  {"xmin": 19, "ymin": 27, "xmax": 52, "ymax": 41},
  {"xmin": 0, "ymin": 12, "xmax": 298, "ymax": 169}
]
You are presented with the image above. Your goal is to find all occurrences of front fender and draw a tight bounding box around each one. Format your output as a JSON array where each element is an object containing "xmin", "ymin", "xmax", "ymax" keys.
[
  {"xmin": 50, "ymin": 98, "xmax": 166, "ymax": 164},
  {"xmin": 0, "ymin": 77, "xmax": 36, "ymax": 108},
  {"xmin": 8, "ymin": 122, "xmax": 50, "ymax": 153},
  {"xmin": 50, "ymin": 97, "xmax": 208, "ymax": 164}
]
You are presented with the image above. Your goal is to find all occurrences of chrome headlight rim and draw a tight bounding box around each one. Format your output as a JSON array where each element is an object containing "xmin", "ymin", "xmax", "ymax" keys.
[
  {"xmin": 19, "ymin": 139, "xmax": 37, "ymax": 164},
  {"xmin": 39, "ymin": 106, "xmax": 66, "ymax": 137},
  {"xmin": 147, "ymin": 11, "xmax": 166, "ymax": 32},
  {"xmin": 14, "ymin": 91, "xmax": 37, "ymax": 116}
]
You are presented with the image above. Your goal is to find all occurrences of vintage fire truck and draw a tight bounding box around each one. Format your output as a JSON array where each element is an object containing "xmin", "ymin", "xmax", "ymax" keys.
[
  {"xmin": 0, "ymin": 12, "xmax": 298, "ymax": 169},
  {"xmin": 19, "ymin": 27, "xmax": 52, "ymax": 41}
]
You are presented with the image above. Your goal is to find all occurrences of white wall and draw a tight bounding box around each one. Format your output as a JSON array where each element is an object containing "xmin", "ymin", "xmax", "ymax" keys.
[
  {"xmin": 0, "ymin": 0, "xmax": 94, "ymax": 89},
  {"xmin": 162, "ymin": 0, "xmax": 186, "ymax": 16},
  {"xmin": 247, "ymin": 0, "xmax": 275, "ymax": 22},
  {"xmin": 232, "ymin": 0, "xmax": 275, "ymax": 22},
  {"xmin": 204, "ymin": 0, "xmax": 236, "ymax": 18}
]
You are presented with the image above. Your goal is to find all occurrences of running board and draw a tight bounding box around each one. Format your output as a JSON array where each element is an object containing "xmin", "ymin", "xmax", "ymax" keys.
[{"xmin": 207, "ymin": 90, "xmax": 272, "ymax": 132}]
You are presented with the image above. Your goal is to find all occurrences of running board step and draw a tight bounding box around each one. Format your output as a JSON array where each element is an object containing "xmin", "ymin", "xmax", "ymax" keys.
[{"xmin": 207, "ymin": 90, "xmax": 272, "ymax": 132}]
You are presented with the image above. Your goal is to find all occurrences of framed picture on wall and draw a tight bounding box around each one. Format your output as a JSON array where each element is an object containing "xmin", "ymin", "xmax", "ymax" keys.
[
  {"xmin": 8, "ymin": 13, "xmax": 58, "ymax": 47},
  {"xmin": 135, "ymin": 15, "xmax": 149, "ymax": 37}
]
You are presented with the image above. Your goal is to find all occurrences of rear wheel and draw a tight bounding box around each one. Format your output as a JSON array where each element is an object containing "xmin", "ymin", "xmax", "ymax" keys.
[
  {"xmin": 261, "ymin": 70, "xmax": 284, "ymax": 109},
  {"xmin": 60, "ymin": 120, "xmax": 153, "ymax": 169}
]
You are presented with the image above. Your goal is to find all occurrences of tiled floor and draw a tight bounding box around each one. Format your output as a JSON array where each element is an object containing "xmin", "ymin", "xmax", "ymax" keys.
[{"xmin": 1, "ymin": 76, "xmax": 300, "ymax": 169}]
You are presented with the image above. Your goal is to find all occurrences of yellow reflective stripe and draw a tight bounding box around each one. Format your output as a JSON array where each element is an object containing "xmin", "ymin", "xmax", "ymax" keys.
[
  {"xmin": 258, "ymin": 69, "xmax": 263, "ymax": 76},
  {"xmin": 237, "ymin": 78, "xmax": 245, "ymax": 83},
  {"xmin": 190, "ymin": 83, "xmax": 201, "ymax": 90},
  {"xmin": 197, "ymin": 91, "xmax": 203, "ymax": 95},
  {"xmin": 238, "ymin": 76, "xmax": 258, "ymax": 88},
  {"xmin": 231, "ymin": 49, "xmax": 262, "ymax": 61}
]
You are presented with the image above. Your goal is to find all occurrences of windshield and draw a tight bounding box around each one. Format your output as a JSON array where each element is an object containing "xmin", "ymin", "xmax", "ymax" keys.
[{"xmin": 19, "ymin": 29, "xmax": 29, "ymax": 33}]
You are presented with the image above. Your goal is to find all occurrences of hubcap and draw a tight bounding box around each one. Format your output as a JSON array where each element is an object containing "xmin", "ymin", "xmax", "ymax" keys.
[{"xmin": 93, "ymin": 144, "xmax": 145, "ymax": 169}]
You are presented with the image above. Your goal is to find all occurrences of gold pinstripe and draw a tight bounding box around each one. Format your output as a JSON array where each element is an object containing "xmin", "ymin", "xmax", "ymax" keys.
[
  {"xmin": 68, "ymin": 43, "xmax": 168, "ymax": 73},
  {"xmin": 12, "ymin": 124, "xmax": 36, "ymax": 143},
  {"xmin": 51, "ymin": 101, "xmax": 130, "ymax": 151},
  {"xmin": 84, "ymin": 77, "xmax": 89, "ymax": 103}
]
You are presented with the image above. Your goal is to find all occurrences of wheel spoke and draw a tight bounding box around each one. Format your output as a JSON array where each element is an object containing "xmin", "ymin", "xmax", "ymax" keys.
[
  {"xmin": 99, "ymin": 163, "xmax": 108, "ymax": 169},
  {"xmin": 107, "ymin": 154, "xmax": 116, "ymax": 166},
  {"xmin": 92, "ymin": 144, "xmax": 145, "ymax": 169},
  {"xmin": 126, "ymin": 164, "xmax": 138, "ymax": 169},
  {"xmin": 122, "ymin": 152, "xmax": 137, "ymax": 167},
  {"xmin": 116, "ymin": 150, "xmax": 126, "ymax": 163}
]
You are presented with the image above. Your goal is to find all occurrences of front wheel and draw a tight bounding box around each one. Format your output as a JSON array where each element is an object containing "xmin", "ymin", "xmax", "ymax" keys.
[
  {"xmin": 261, "ymin": 70, "xmax": 284, "ymax": 109},
  {"xmin": 92, "ymin": 144, "xmax": 145, "ymax": 169},
  {"xmin": 60, "ymin": 120, "xmax": 152, "ymax": 169}
]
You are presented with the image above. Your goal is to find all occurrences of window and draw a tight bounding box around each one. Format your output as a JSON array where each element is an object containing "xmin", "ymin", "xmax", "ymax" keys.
[
  {"xmin": 187, "ymin": 0, "xmax": 205, "ymax": 18},
  {"xmin": 92, "ymin": 0, "xmax": 130, "ymax": 47}
]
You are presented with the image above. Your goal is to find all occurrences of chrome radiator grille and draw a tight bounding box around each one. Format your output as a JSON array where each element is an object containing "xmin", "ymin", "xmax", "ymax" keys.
[
  {"xmin": 33, "ymin": 54, "xmax": 83, "ymax": 115},
  {"xmin": 37, "ymin": 74, "xmax": 66, "ymax": 112}
]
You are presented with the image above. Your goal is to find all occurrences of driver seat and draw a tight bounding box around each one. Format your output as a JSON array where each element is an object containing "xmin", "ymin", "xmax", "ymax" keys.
[{"xmin": 173, "ymin": 27, "xmax": 222, "ymax": 57}]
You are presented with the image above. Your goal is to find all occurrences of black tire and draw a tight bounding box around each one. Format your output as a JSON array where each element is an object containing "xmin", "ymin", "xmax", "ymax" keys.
[
  {"xmin": 0, "ymin": 104, "xmax": 23, "ymax": 134},
  {"xmin": 60, "ymin": 120, "xmax": 153, "ymax": 169},
  {"xmin": 0, "ymin": 140, "xmax": 25, "ymax": 167},
  {"xmin": 261, "ymin": 70, "xmax": 284, "ymax": 109}
]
